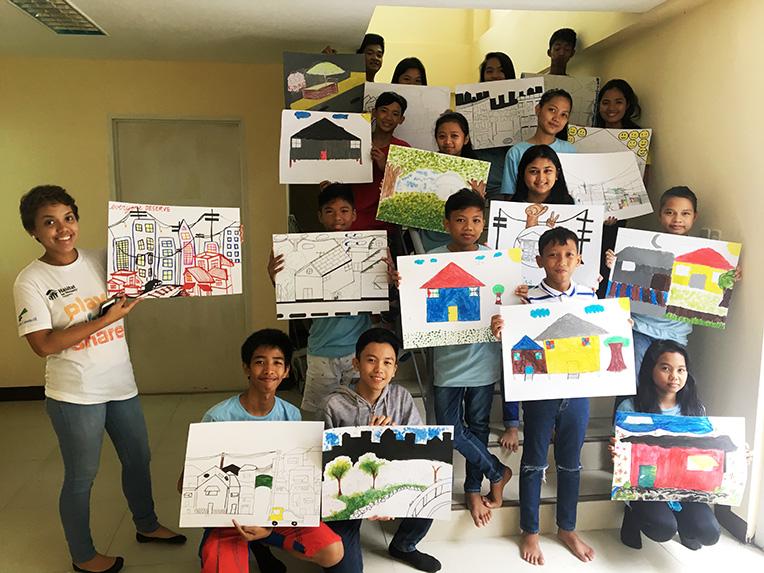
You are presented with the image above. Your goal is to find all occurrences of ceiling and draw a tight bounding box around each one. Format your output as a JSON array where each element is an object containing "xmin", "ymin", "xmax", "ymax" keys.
[{"xmin": 0, "ymin": 0, "xmax": 667, "ymax": 63}]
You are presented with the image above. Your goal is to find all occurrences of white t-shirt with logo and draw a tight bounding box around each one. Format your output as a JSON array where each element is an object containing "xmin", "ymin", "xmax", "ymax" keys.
[{"xmin": 13, "ymin": 249, "xmax": 137, "ymax": 404}]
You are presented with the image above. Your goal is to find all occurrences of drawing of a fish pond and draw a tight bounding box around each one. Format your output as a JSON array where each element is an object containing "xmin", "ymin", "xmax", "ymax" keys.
[
  {"xmin": 376, "ymin": 145, "xmax": 490, "ymax": 233},
  {"xmin": 321, "ymin": 426, "xmax": 454, "ymax": 521}
]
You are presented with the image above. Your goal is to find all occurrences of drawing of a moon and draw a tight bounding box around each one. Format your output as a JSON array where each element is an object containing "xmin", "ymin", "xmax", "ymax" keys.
[{"xmin": 651, "ymin": 234, "xmax": 661, "ymax": 249}]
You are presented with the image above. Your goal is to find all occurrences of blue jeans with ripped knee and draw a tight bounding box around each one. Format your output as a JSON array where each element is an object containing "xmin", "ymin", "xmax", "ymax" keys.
[{"xmin": 519, "ymin": 398, "xmax": 589, "ymax": 533}]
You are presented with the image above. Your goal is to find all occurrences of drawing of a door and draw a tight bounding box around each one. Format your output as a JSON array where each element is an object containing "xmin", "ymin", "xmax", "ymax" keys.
[
  {"xmin": 320, "ymin": 150, "xmax": 328, "ymax": 160},
  {"xmin": 448, "ymin": 306, "xmax": 458, "ymax": 322},
  {"xmin": 638, "ymin": 464, "xmax": 657, "ymax": 488},
  {"xmin": 113, "ymin": 119, "xmax": 247, "ymax": 392},
  {"xmin": 303, "ymin": 288, "xmax": 313, "ymax": 298},
  {"xmin": 207, "ymin": 502, "xmax": 214, "ymax": 513}
]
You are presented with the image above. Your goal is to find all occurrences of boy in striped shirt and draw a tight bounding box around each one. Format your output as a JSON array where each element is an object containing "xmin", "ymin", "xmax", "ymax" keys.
[{"xmin": 492, "ymin": 227, "xmax": 596, "ymax": 566}]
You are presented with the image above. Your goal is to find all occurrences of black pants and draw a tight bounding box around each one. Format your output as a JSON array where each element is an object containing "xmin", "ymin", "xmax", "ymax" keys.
[
  {"xmin": 629, "ymin": 501, "xmax": 720, "ymax": 545},
  {"xmin": 326, "ymin": 518, "xmax": 433, "ymax": 572}
]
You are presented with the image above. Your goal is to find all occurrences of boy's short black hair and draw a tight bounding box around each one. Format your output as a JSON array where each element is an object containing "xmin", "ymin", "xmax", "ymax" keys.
[
  {"xmin": 549, "ymin": 28, "xmax": 577, "ymax": 49},
  {"xmin": 241, "ymin": 329, "xmax": 293, "ymax": 365},
  {"xmin": 374, "ymin": 91, "xmax": 407, "ymax": 115},
  {"xmin": 444, "ymin": 188, "xmax": 485, "ymax": 219},
  {"xmin": 19, "ymin": 185, "xmax": 79, "ymax": 233},
  {"xmin": 318, "ymin": 183, "xmax": 355, "ymax": 210},
  {"xmin": 355, "ymin": 327, "xmax": 400, "ymax": 360},
  {"xmin": 538, "ymin": 227, "xmax": 579, "ymax": 255},
  {"xmin": 357, "ymin": 33, "xmax": 385, "ymax": 54},
  {"xmin": 660, "ymin": 186, "xmax": 698, "ymax": 211}
]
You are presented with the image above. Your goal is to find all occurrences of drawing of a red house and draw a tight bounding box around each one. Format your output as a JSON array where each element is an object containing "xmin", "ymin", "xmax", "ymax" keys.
[
  {"xmin": 420, "ymin": 262, "xmax": 484, "ymax": 323},
  {"xmin": 107, "ymin": 270, "xmax": 141, "ymax": 297},
  {"xmin": 622, "ymin": 434, "xmax": 737, "ymax": 492},
  {"xmin": 193, "ymin": 252, "xmax": 234, "ymax": 294},
  {"xmin": 183, "ymin": 267, "xmax": 214, "ymax": 296}
]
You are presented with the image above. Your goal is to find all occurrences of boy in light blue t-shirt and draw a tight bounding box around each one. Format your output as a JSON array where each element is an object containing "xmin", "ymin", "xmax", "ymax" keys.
[
  {"xmin": 397, "ymin": 189, "xmax": 514, "ymax": 530},
  {"xmin": 269, "ymin": 184, "xmax": 372, "ymax": 415}
]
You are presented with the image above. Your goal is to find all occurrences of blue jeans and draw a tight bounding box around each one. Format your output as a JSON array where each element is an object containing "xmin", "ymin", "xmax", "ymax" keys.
[
  {"xmin": 326, "ymin": 518, "xmax": 432, "ymax": 571},
  {"xmin": 520, "ymin": 398, "xmax": 589, "ymax": 533},
  {"xmin": 46, "ymin": 396, "xmax": 158, "ymax": 562},
  {"xmin": 433, "ymin": 384, "xmax": 505, "ymax": 493}
]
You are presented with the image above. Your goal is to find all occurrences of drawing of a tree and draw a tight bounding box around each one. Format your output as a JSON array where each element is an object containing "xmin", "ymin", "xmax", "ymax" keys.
[
  {"xmin": 326, "ymin": 456, "xmax": 352, "ymax": 497},
  {"xmin": 357, "ymin": 453, "xmax": 385, "ymax": 489},
  {"xmin": 717, "ymin": 269, "xmax": 735, "ymax": 291},
  {"xmin": 432, "ymin": 464, "xmax": 442, "ymax": 484},
  {"xmin": 605, "ymin": 336, "xmax": 631, "ymax": 372},
  {"xmin": 493, "ymin": 284, "xmax": 505, "ymax": 304}
]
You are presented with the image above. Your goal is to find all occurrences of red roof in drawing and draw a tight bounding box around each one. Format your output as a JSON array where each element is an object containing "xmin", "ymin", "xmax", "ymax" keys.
[
  {"xmin": 674, "ymin": 248, "xmax": 734, "ymax": 270},
  {"xmin": 420, "ymin": 262, "xmax": 485, "ymax": 289}
]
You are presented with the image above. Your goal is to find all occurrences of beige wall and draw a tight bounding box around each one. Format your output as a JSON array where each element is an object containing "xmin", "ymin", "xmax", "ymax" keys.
[
  {"xmin": 0, "ymin": 56, "xmax": 287, "ymax": 389},
  {"xmin": 569, "ymin": 0, "xmax": 764, "ymax": 525}
]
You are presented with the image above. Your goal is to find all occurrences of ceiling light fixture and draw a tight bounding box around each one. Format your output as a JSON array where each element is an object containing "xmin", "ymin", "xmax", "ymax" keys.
[{"xmin": 8, "ymin": 0, "xmax": 106, "ymax": 35}]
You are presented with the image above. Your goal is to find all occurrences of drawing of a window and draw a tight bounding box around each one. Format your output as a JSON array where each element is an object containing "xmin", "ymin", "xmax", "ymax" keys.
[
  {"xmin": 145, "ymin": 223, "xmax": 154, "ymax": 232},
  {"xmin": 545, "ymin": 340, "xmax": 555, "ymax": 349},
  {"xmin": 427, "ymin": 289, "xmax": 439, "ymax": 298},
  {"xmin": 292, "ymin": 139, "xmax": 301, "ymax": 148},
  {"xmin": 137, "ymin": 254, "xmax": 145, "ymax": 266},
  {"xmin": 674, "ymin": 264, "xmax": 690, "ymax": 276},
  {"xmin": 135, "ymin": 223, "xmax": 143, "ymax": 231},
  {"xmin": 351, "ymin": 141, "xmax": 360, "ymax": 148},
  {"xmin": 139, "ymin": 269, "xmax": 146, "ymax": 278},
  {"xmin": 469, "ymin": 287, "xmax": 479, "ymax": 297},
  {"xmin": 205, "ymin": 486, "xmax": 220, "ymax": 496},
  {"xmin": 163, "ymin": 259, "xmax": 173, "ymax": 268},
  {"xmin": 147, "ymin": 238, "xmax": 154, "ymax": 250},
  {"xmin": 620, "ymin": 260, "xmax": 636, "ymax": 272},
  {"xmin": 581, "ymin": 337, "xmax": 591, "ymax": 346},
  {"xmin": 138, "ymin": 239, "xmax": 145, "ymax": 250},
  {"xmin": 162, "ymin": 270, "xmax": 173, "ymax": 281},
  {"xmin": 115, "ymin": 239, "xmax": 131, "ymax": 270}
]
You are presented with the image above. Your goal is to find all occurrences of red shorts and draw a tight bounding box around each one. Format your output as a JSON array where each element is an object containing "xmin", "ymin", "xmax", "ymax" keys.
[{"xmin": 265, "ymin": 523, "xmax": 340, "ymax": 557}]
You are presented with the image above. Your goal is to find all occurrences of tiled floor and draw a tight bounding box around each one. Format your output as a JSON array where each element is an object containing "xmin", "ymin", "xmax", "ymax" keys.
[{"xmin": 2, "ymin": 392, "xmax": 762, "ymax": 572}]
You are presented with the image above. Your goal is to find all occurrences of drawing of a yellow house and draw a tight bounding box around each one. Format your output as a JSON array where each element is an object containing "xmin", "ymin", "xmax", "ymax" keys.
[
  {"xmin": 533, "ymin": 313, "xmax": 608, "ymax": 375},
  {"xmin": 670, "ymin": 248, "xmax": 733, "ymax": 294}
]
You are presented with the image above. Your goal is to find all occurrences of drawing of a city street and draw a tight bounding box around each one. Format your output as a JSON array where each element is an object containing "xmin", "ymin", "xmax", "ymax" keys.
[
  {"xmin": 107, "ymin": 202, "xmax": 242, "ymax": 298},
  {"xmin": 559, "ymin": 152, "xmax": 653, "ymax": 219},
  {"xmin": 273, "ymin": 231, "xmax": 389, "ymax": 319},
  {"xmin": 180, "ymin": 421, "xmax": 323, "ymax": 528},
  {"xmin": 455, "ymin": 77, "xmax": 544, "ymax": 149}
]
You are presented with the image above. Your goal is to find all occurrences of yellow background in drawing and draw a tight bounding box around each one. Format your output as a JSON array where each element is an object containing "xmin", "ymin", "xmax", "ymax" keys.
[{"xmin": 568, "ymin": 126, "xmax": 651, "ymax": 158}]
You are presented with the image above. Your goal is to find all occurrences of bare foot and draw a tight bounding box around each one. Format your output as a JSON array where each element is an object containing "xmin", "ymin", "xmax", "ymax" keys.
[
  {"xmin": 557, "ymin": 529, "xmax": 595, "ymax": 562},
  {"xmin": 73, "ymin": 553, "xmax": 121, "ymax": 572},
  {"xmin": 520, "ymin": 532, "xmax": 545, "ymax": 565},
  {"xmin": 482, "ymin": 466, "xmax": 512, "ymax": 509},
  {"xmin": 466, "ymin": 491, "xmax": 492, "ymax": 527}
]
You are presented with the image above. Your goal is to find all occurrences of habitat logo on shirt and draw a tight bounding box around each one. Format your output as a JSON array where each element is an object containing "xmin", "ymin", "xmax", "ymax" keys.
[
  {"xmin": 17, "ymin": 307, "xmax": 37, "ymax": 328},
  {"xmin": 46, "ymin": 285, "xmax": 77, "ymax": 300}
]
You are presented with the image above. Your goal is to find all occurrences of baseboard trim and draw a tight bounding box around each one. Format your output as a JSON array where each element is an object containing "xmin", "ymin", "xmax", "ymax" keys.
[
  {"xmin": 716, "ymin": 505, "xmax": 748, "ymax": 542},
  {"xmin": 0, "ymin": 386, "xmax": 45, "ymax": 401}
]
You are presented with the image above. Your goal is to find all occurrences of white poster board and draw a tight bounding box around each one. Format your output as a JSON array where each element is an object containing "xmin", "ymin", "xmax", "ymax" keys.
[
  {"xmin": 273, "ymin": 231, "xmax": 389, "ymax": 319},
  {"xmin": 607, "ymin": 228, "xmax": 742, "ymax": 329},
  {"xmin": 568, "ymin": 125, "xmax": 652, "ymax": 176},
  {"xmin": 522, "ymin": 74, "xmax": 600, "ymax": 128},
  {"xmin": 559, "ymin": 151, "xmax": 653, "ymax": 219},
  {"xmin": 501, "ymin": 297, "xmax": 635, "ymax": 401},
  {"xmin": 454, "ymin": 77, "xmax": 545, "ymax": 149},
  {"xmin": 279, "ymin": 110, "xmax": 373, "ymax": 184},
  {"xmin": 487, "ymin": 201, "xmax": 604, "ymax": 289},
  {"xmin": 363, "ymin": 82, "xmax": 451, "ymax": 151},
  {"xmin": 107, "ymin": 201, "xmax": 242, "ymax": 298},
  {"xmin": 180, "ymin": 421, "xmax": 324, "ymax": 528},
  {"xmin": 322, "ymin": 425, "xmax": 454, "ymax": 520},
  {"xmin": 398, "ymin": 249, "xmax": 523, "ymax": 348}
]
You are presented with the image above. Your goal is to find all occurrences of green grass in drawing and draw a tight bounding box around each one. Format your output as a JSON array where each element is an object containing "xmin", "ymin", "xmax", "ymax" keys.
[
  {"xmin": 325, "ymin": 483, "xmax": 427, "ymax": 521},
  {"xmin": 377, "ymin": 145, "xmax": 490, "ymax": 233}
]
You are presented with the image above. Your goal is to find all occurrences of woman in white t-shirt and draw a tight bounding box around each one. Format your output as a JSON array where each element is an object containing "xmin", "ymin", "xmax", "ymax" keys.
[{"xmin": 13, "ymin": 186, "xmax": 185, "ymax": 573}]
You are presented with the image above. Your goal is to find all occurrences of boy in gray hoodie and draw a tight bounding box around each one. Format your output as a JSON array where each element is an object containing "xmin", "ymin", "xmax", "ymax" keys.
[{"xmin": 322, "ymin": 328, "xmax": 441, "ymax": 573}]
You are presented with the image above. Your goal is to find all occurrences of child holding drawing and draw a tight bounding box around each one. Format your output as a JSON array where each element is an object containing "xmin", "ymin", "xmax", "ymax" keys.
[
  {"xmin": 611, "ymin": 339, "xmax": 721, "ymax": 551},
  {"xmin": 12, "ymin": 185, "xmax": 184, "ymax": 573},
  {"xmin": 268, "ymin": 184, "xmax": 372, "ymax": 416},
  {"xmin": 416, "ymin": 112, "xmax": 487, "ymax": 252},
  {"xmin": 322, "ymin": 328, "xmax": 441, "ymax": 573},
  {"xmin": 195, "ymin": 329, "xmax": 345, "ymax": 573},
  {"xmin": 395, "ymin": 189, "xmax": 513, "ymax": 530},
  {"xmin": 491, "ymin": 227, "xmax": 598, "ymax": 566},
  {"xmin": 500, "ymin": 89, "xmax": 577, "ymax": 197}
]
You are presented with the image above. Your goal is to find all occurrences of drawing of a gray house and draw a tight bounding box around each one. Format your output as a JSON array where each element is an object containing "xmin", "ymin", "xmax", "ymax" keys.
[
  {"xmin": 606, "ymin": 246, "xmax": 675, "ymax": 315},
  {"xmin": 193, "ymin": 465, "xmax": 242, "ymax": 515}
]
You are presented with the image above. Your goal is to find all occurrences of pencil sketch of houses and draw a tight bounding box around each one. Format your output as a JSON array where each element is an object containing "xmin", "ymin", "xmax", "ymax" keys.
[
  {"xmin": 273, "ymin": 231, "xmax": 389, "ymax": 319},
  {"xmin": 559, "ymin": 152, "xmax": 653, "ymax": 220},
  {"xmin": 568, "ymin": 125, "xmax": 652, "ymax": 176},
  {"xmin": 523, "ymin": 73, "xmax": 599, "ymax": 127},
  {"xmin": 455, "ymin": 78, "xmax": 544, "ymax": 149},
  {"xmin": 180, "ymin": 421, "xmax": 324, "ymax": 528}
]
